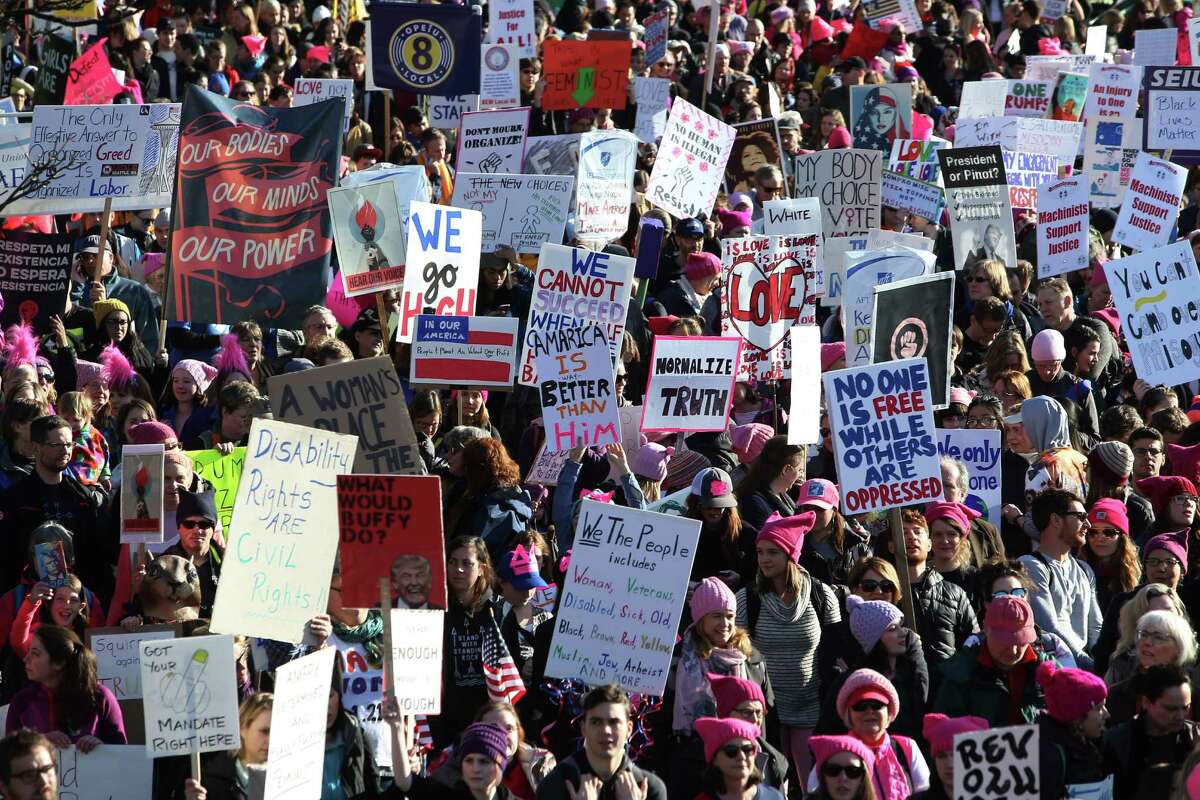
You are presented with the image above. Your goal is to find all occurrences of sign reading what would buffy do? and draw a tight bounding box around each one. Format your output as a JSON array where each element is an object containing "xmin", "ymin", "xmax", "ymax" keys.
[
  {"xmin": 823, "ymin": 358, "xmax": 942, "ymax": 515},
  {"xmin": 398, "ymin": 201, "xmax": 483, "ymax": 343},
  {"xmin": 545, "ymin": 500, "xmax": 700, "ymax": 694},
  {"xmin": 954, "ymin": 724, "xmax": 1039, "ymax": 800},
  {"xmin": 140, "ymin": 634, "xmax": 241, "ymax": 757},
  {"xmin": 535, "ymin": 325, "xmax": 621, "ymax": 452},
  {"xmin": 646, "ymin": 97, "xmax": 737, "ymax": 220},
  {"xmin": 642, "ymin": 336, "xmax": 742, "ymax": 433},
  {"xmin": 208, "ymin": 419, "xmax": 358, "ymax": 644}
]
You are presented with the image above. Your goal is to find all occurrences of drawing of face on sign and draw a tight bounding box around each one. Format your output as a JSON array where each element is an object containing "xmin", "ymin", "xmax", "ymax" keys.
[{"xmin": 890, "ymin": 317, "xmax": 928, "ymax": 360}]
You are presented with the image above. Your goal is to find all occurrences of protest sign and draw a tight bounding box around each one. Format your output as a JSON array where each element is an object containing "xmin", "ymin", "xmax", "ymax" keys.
[
  {"xmin": 187, "ymin": 447, "xmax": 245, "ymax": 531},
  {"xmin": 337, "ymin": 474, "xmax": 446, "ymax": 609},
  {"xmin": 1112, "ymin": 152, "xmax": 1186, "ymax": 252},
  {"xmin": 526, "ymin": 441, "xmax": 572, "ymax": 485},
  {"xmin": 633, "ymin": 77, "xmax": 670, "ymax": 144},
  {"xmin": 861, "ymin": 0, "xmax": 921, "ymax": 31},
  {"xmin": 618, "ymin": 404, "xmax": 643, "ymax": 461},
  {"xmin": 725, "ymin": 119, "xmax": 783, "ymax": 193},
  {"xmin": 882, "ymin": 170, "xmax": 944, "ymax": 220},
  {"xmin": 264, "ymin": 647, "xmax": 336, "ymax": 800},
  {"xmin": 120, "ymin": 444, "xmax": 164, "ymax": 544},
  {"xmin": 1036, "ymin": 177, "xmax": 1090, "ymax": 278},
  {"xmin": 959, "ymin": 80, "xmax": 1007, "ymax": 118},
  {"xmin": 1086, "ymin": 24, "xmax": 1108, "ymax": 55},
  {"xmin": 938, "ymin": 146, "xmax": 1017, "ymax": 270},
  {"xmin": 644, "ymin": 9, "xmax": 668, "ymax": 65},
  {"xmin": 792, "ymin": 148, "xmax": 882, "ymax": 244},
  {"xmin": 954, "ymin": 117, "xmax": 1082, "ymax": 167},
  {"xmin": 367, "ymin": 4, "xmax": 481, "ymax": 95},
  {"xmin": 390, "ymin": 609, "xmax": 445, "ymax": 714},
  {"xmin": 843, "ymin": 247, "xmax": 935, "ymax": 369},
  {"xmin": 535, "ymin": 325, "xmax": 622, "ymax": 451},
  {"xmin": 888, "ymin": 138, "xmax": 946, "ymax": 182},
  {"xmin": 411, "ymin": 314, "xmax": 519, "ymax": 388},
  {"xmin": 1190, "ymin": 18, "xmax": 1200, "ymax": 65},
  {"xmin": 455, "ymin": 107, "xmax": 529, "ymax": 175},
  {"xmin": 820, "ymin": 238, "xmax": 860, "ymax": 308},
  {"xmin": 954, "ymin": 724, "xmax": 1039, "ymax": 799},
  {"xmin": 488, "ymin": 0, "xmax": 535, "ymax": 57},
  {"xmin": 1085, "ymin": 64, "xmax": 1139, "ymax": 120},
  {"xmin": 0, "ymin": 231, "xmax": 70, "ymax": 330},
  {"xmin": 450, "ymin": 172, "xmax": 572, "ymax": 253},
  {"xmin": 1144, "ymin": 66, "xmax": 1200, "ymax": 159},
  {"xmin": 140, "ymin": 634, "xmax": 241, "ymax": 757},
  {"xmin": 480, "ymin": 43, "xmax": 521, "ymax": 110},
  {"xmin": 936, "ymin": 428, "xmax": 1002, "ymax": 528},
  {"xmin": 1085, "ymin": 117, "xmax": 1142, "ymax": 208},
  {"xmin": 209, "ymin": 419, "xmax": 357, "ymax": 643},
  {"xmin": 721, "ymin": 234, "xmax": 819, "ymax": 382},
  {"xmin": 1050, "ymin": 72, "xmax": 1088, "ymax": 121},
  {"xmin": 293, "ymin": 78, "xmax": 353, "ymax": 131},
  {"xmin": 399, "ymin": 201, "xmax": 483, "ymax": 342},
  {"xmin": 1134, "ymin": 28, "xmax": 1179, "ymax": 65},
  {"xmin": 523, "ymin": 134, "xmax": 581, "ymax": 210},
  {"xmin": 54, "ymin": 745, "xmax": 152, "ymax": 798},
  {"xmin": 1006, "ymin": 80, "xmax": 1053, "ymax": 117},
  {"xmin": 866, "ymin": 228, "xmax": 935, "ymax": 252},
  {"xmin": 64, "ymin": 39, "xmax": 123, "ymax": 106},
  {"xmin": 1106, "ymin": 240, "xmax": 1200, "ymax": 387},
  {"xmin": 89, "ymin": 624, "xmax": 179, "ymax": 701},
  {"xmin": 34, "ymin": 34, "xmax": 73, "ymax": 105},
  {"xmin": 762, "ymin": 198, "xmax": 821, "ymax": 236},
  {"xmin": 269, "ymin": 357, "xmax": 424, "ymax": 475},
  {"xmin": 429, "ymin": 94, "xmax": 479, "ymax": 128},
  {"xmin": 849, "ymin": 84, "xmax": 913, "ymax": 151},
  {"xmin": 0, "ymin": 124, "xmax": 29, "ymax": 207},
  {"xmin": 541, "ymin": 39, "xmax": 631, "ymax": 110},
  {"xmin": 646, "ymin": 97, "xmax": 736, "ymax": 219},
  {"xmin": 576, "ymin": 130, "xmax": 638, "ymax": 245},
  {"xmin": 518, "ymin": 243, "xmax": 636, "ymax": 385},
  {"xmin": 545, "ymin": 500, "xmax": 700, "ymax": 694},
  {"xmin": 328, "ymin": 182, "xmax": 407, "ymax": 296},
  {"xmin": 1003, "ymin": 149, "xmax": 1059, "ymax": 210},
  {"xmin": 341, "ymin": 165, "xmax": 432, "ymax": 255},
  {"xmin": 788, "ymin": 326, "xmax": 822, "ymax": 445},
  {"xmin": 824, "ymin": 359, "xmax": 942, "ymax": 515},
  {"xmin": 870, "ymin": 271, "xmax": 953, "ymax": 408},
  {"xmin": 641, "ymin": 336, "xmax": 741, "ymax": 432},
  {"xmin": 168, "ymin": 86, "xmax": 340, "ymax": 330}
]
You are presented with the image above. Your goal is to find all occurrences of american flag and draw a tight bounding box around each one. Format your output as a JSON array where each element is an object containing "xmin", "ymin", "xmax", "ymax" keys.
[
  {"xmin": 411, "ymin": 315, "xmax": 519, "ymax": 387},
  {"xmin": 483, "ymin": 623, "xmax": 526, "ymax": 704}
]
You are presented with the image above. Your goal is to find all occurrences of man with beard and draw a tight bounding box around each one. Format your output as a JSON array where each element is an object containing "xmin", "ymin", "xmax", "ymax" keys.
[{"xmin": 0, "ymin": 730, "xmax": 57, "ymax": 800}]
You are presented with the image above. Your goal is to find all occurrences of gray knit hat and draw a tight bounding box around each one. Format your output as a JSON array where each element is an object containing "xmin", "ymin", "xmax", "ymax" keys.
[{"xmin": 1089, "ymin": 441, "xmax": 1133, "ymax": 483}]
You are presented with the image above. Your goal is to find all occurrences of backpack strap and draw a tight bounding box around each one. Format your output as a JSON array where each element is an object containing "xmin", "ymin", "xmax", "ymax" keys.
[
  {"xmin": 1031, "ymin": 551, "xmax": 1056, "ymax": 593},
  {"xmin": 746, "ymin": 584, "xmax": 761, "ymax": 638},
  {"xmin": 808, "ymin": 576, "xmax": 834, "ymax": 626}
]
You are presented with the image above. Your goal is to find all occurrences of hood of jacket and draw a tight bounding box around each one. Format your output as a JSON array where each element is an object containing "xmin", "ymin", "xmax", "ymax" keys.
[{"xmin": 1021, "ymin": 396, "xmax": 1071, "ymax": 452}]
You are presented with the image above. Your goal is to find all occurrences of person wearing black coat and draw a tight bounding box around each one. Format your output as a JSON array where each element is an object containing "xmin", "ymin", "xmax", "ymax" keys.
[
  {"xmin": 734, "ymin": 436, "xmax": 804, "ymax": 531},
  {"xmin": 1035, "ymin": 662, "xmax": 1110, "ymax": 800},
  {"xmin": 1104, "ymin": 666, "xmax": 1200, "ymax": 800},
  {"xmin": 685, "ymin": 469, "xmax": 759, "ymax": 590}
]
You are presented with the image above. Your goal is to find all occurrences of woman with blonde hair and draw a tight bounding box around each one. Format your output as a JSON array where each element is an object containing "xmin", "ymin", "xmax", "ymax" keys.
[
  {"xmin": 185, "ymin": 693, "xmax": 272, "ymax": 799},
  {"xmin": 989, "ymin": 370, "xmax": 1032, "ymax": 414},
  {"xmin": 1105, "ymin": 590, "xmax": 1191, "ymax": 684},
  {"xmin": 959, "ymin": 259, "xmax": 1031, "ymax": 340}
]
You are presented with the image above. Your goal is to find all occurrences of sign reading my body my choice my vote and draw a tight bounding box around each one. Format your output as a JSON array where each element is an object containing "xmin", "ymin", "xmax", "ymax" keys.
[{"xmin": 545, "ymin": 500, "xmax": 700, "ymax": 695}]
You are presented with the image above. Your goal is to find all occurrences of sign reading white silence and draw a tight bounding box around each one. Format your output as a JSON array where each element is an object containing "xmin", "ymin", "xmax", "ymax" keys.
[
  {"xmin": 264, "ymin": 647, "xmax": 337, "ymax": 800},
  {"xmin": 140, "ymin": 634, "xmax": 241, "ymax": 757},
  {"xmin": 641, "ymin": 336, "xmax": 741, "ymax": 433},
  {"xmin": 390, "ymin": 609, "xmax": 444, "ymax": 714},
  {"xmin": 545, "ymin": 500, "xmax": 700, "ymax": 695}
]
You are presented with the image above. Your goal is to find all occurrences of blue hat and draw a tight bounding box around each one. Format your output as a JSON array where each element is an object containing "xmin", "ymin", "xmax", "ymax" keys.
[
  {"xmin": 677, "ymin": 217, "xmax": 704, "ymax": 238},
  {"xmin": 497, "ymin": 545, "xmax": 548, "ymax": 590}
]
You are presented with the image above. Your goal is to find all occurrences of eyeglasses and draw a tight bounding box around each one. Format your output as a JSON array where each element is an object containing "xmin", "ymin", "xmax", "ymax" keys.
[
  {"xmin": 180, "ymin": 519, "xmax": 215, "ymax": 530},
  {"xmin": 858, "ymin": 579, "xmax": 896, "ymax": 594},
  {"xmin": 968, "ymin": 276, "xmax": 990, "ymax": 283},
  {"xmin": 851, "ymin": 700, "xmax": 885, "ymax": 712},
  {"xmin": 821, "ymin": 762, "xmax": 866, "ymax": 779},
  {"xmin": 1133, "ymin": 447, "xmax": 1164, "ymax": 458},
  {"xmin": 719, "ymin": 743, "xmax": 756, "ymax": 758},
  {"xmin": 1147, "ymin": 557, "xmax": 1183, "ymax": 569},
  {"xmin": 10, "ymin": 764, "xmax": 55, "ymax": 784},
  {"xmin": 991, "ymin": 587, "xmax": 1028, "ymax": 599},
  {"xmin": 1088, "ymin": 527, "xmax": 1120, "ymax": 538},
  {"xmin": 1138, "ymin": 629, "xmax": 1172, "ymax": 643},
  {"xmin": 1061, "ymin": 510, "xmax": 1089, "ymax": 523},
  {"xmin": 965, "ymin": 416, "xmax": 999, "ymax": 428},
  {"xmin": 1173, "ymin": 495, "xmax": 1199, "ymax": 506}
]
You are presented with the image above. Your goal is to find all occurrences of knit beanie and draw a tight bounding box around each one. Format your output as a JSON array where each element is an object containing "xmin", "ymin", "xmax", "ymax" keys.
[
  {"xmin": 632, "ymin": 440, "xmax": 674, "ymax": 482},
  {"xmin": 1088, "ymin": 441, "xmax": 1133, "ymax": 486},
  {"xmin": 1030, "ymin": 329, "xmax": 1066, "ymax": 362},
  {"xmin": 836, "ymin": 669, "xmax": 900, "ymax": 726},
  {"xmin": 820, "ymin": 342, "xmax": 846, "ymax": 372},
  {"xmin": 729, "ymin": 423, "xmax": 772, "ymax": 464},
  {"xmin": 694, "ymin": 717, "xmax": 760, "ymax": 763},
  {"xmin": 1144, "ymin": 528, "xmax": 1190, "ymax": 575},
  {"xmin": 1136, "ymin": 475, "xmax": 1199, "ymax": 518},
  {"xmin": 1036, "ymin": 662, "xmax": 1108, "ymax": 724},
  {"xmin": 1168, "ymin": 442, "xmax": 1200, "ymax": 485},
  {"xmin": 690, "ymin": 576, "xmax": 737, "ymax": 622},
  {"xmin": 827, "ymin": 127, "xmax": 852, "ymax": 148},
  {"xmin": 128, "ymin": 421, "xmax": 177, "ymax": 445},
  {"xmin": 809, "ymin": 736, "xmax": 875, "ymax": 777},
  {"xmin": 92, "ymin": 298, "xmax": 131, "ymax": 330},
  {"xmin": 921, "ymin": 714, "xmax": 989, "ymax": 755},
  {"xmin": 756, "ymin": 511, "xmax": 816, "ymax": 563},
  {"xmin": 923, "ymin": 501, "xmax": 981, "ymax": 535},
  {"xmin": 707, "ymin": 673, "xmax": 766, "ymax": 718},
  {"xmin": 459, "ymin": 722, "xmax": 511, "ymax": 769},
  {"xmin": 685, "ymin": 251, "xmax": 722, "ymax": 281},
  {"xmin": 1087, "ymin": 498, "xmax": 1129, "ymax": 536},
  {"xmin": 173, "ymin": 358, "xmax": 220, "ymax": 394},
  {"xmin": 845, "ymin": 594, "xmax": 904, "ymax": 653}
]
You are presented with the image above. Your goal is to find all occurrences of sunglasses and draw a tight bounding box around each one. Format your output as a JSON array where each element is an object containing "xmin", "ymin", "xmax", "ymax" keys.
[
  {"xmin": 1088, "ymin": 527, "xmax": 1120, "ymax": 538},
  {"xmin": 968, "ymin": 275, "xmax": 990, "ymax": 283},
  {"xmin": 821, "ymin": 762, "xmax": 866, "ymax": 779},
  {"xmin": 180, "ymin": 519, "xmax": 214, "ymax": 530},
  {"xmin": 851, "ymin": 700, "xmax": 885, "ymax": 712},
  {"xmin": 991, "ymin": 587, "xmax": 1027, "ymax": 599},
  {"xmin": 858, "ymin": 579, "xmax": 895, "ymax": 593},
  {"xmin": 1061, "ymin": 510, "xmax": 1089, "ymax": 522},
  {"xmin": 719, "ymin": 743, "xmax": 756, "ymax": 758}
]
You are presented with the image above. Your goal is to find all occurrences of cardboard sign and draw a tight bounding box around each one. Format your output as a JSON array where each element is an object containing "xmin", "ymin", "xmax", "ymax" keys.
[
  {"xmin": 1084, "ymin": 117, "xmax": 1142, "ymax": 208},
  {"xmin": 644, "ymin": 9, "xmax": 668, "ymax": 65},
  {"xmin": 1144, "ymin": 66, "xmax": 1200, "ymax": 159},
  {"xmin": 1112, "ymin": 152, "xmax": 1186, "ymax": 252},
  {"xmin": 762, "ymin": 197, "xmax": 822, "ymax": 236},
  {"xmin": 861, "ymin": 0, "xmax": 921, "ymax": 32},
  {"xmin": 939, "ymin": 146, "xmax": 1017, "ymax": 270},
  {"xmin": 186, "ymin": 447, "xmax": 245, "ymax": 531},
  {"xmin": 788, "ymin": 326, "xmax": 822, "ymax": 445},
  {"xmin": 518, "ymin": 243, "xmax": 636, "ymax": 385},
  {"xmin": 390, "ymin": 609, "xmax": 445, "ymax": 713},
  {"xmin": 870, "ymin": 271, "xmax": 953, "ymax": 408},
  {"xmin": 1086, "ymin": 25, "xmax": 1108, "ymax": 56},
  {"xmin": 850, "ymin": 84, "xmax": 913, "ymax": 151},
  {"xmin": 88, "ymin": 624, "xmax": 178, "ymax": 701},
  {"xmin": 792, "ymin": 148, "xmax": 882, "ymax": 244},
  {"xmin": 265, "ymin": 647, "xmax": 337, "ymax": 800},
  {"xmin": 633, "ymin": 77, "xmax": 670, "ymax": 144},
  {"xmin": 541, "ymin": 39, "xmax": 631, "ymax": 110},
  {"xmin": 725, "ymin": 118, "xmax": 783, "ymax": 194},
  {"xmin": 120, "ymin": 444, "xmax": 164, "ymax": 544},
  {"xmin": 720, "ymin": 234, "xmax": 819, "ymax": 381},
  {"xmin": 843, "ymin": 247, "xmax": 935, "ymax": 369},
  {"xmin": 954, "ymin": 724, "xmax": 1039, "ymax": 800},
  {"xmin": 268, "ymin": 357, "xmax": 424, "ymax": 475},
  {"xmin": 954, "ymin": 116, "xmax": 1082, "ymax": 167},
  {"xmin": 328, "ymin": 182, "xmax": 407, "ymax": 296},
  {"xmin": 1135, "ymin": 28, "xmax": 1178, "ymax": 66},
  {"xmin": 544, "ymin": 500, "xmax": 700, "ymax": 694},
  {"xmin": 1003, "ymin": 149, "xmax": 1059, "ymax": 210},
  {"xmin": 576, "ymin": 130, "xmax": 638, "ymax": 245},
  {"xmin": 480, "ymin": 44, "xmax": 520, "ymax": 110},
  {"xmin": 959, "ymin": 80, "xmax": 1008, "ymax": 118},
  {"xmin": 429, "ymin": 94, "xmax": 479, "ymax": 128},
  {"xmin": 336, "ymin": 474, "xmax": 446, "ymax": 609},
  {"xmin": 450, "ymin": 172, "xmax": 572, "ymax": 254},
  {"xmin": 140, "ymin": 634, "xmax": 241, "ymax": 757},
  {"xmin": 535, "ymin": 325, "xmax": 621, "ymax": 452},
  {"xmin": 54, "ymin": 746, "xmax": 152, "ymax": 797},
  {"xmin": 1106, "ymin": 240, "xmax": 1200, "ymax": 387},
  {"xmin": 882, "ymin": 170, "xmax": 944, "ymax": 220},
  {"xmin": 411, "ymin": 314, "xmax": 519, "ymax": 388},
  {"xmin": 488, "ymin": 0, "xmax": 535, "ymax": 57},
  {"xmin": 341, "ymin": 165, "xmax": 432, "ymax": 256},
  {"xmin": 1036, "ymin": 177, "xmax": 1090, "ymax": 278},
  {"xmin": 1005, "ymin": 80, "xmax": 1053, "ymax": 117},
  {"xmin": 0, "ymin": 231, "xmax": 70, "ymax": 331},
  {"xmin": 936, "ymin": 428, "xmax": 1002, "ymax": 528},
  {"xmin": 64, "ymin": 39, "xmax": 123, "ymax": 106},
  {"xmin": 1085, "ymin": 64, "xmax": 1139, "ymax": 120},
  {"xmin": 823, "ymin": 358, "xmax": 942, "ymax": 515},
  {"xmin": 526, "ymin": 441, "xmax": 572, "ymax": 485},
  {"xmin": 523, "ymin": 134, "xmax": 581, "ymax": 211},
  {"xmin": 209, "ymin": 419, "xmax": 358, "ymax": 643},
  {"xmin": 399, "ymin": 201, "xmax": 483, "ymax": 342},
  {"xmin": 34, "ymin": 34, "xmax": 73, "ymax": 105},
  {"xmin": 293, "ymin": 78, "xmax": 354, "ymax": 132},
  {"xmin": 866, "ymin": 228, "xmax": 935, "ymax": 252},
  {"xmin": 455, "ymin": 107, "xmax": 530, "ymax": 175},
  {"xmin": 646, "ymin": 97, "xmax": 736, "ymax": 219},
  {"xmin": 642, "ymin": 336, "xmax": 741, "ymax": 432}
]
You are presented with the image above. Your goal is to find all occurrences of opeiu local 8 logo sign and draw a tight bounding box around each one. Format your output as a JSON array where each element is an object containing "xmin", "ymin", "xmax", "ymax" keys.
[{"xmin": 388, "ymin": 20, "xmax": 454, "ymax": 88}]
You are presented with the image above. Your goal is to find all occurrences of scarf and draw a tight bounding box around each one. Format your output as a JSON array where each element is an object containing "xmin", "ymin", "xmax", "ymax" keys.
[
  {"xmin": 867, "ymin": 734, "xmax": 912, "ymax": 800},
  {"xmin": 419, "ymin": 155, "xmax": 454, "ymax": 204},
  {"xmin": 334, "ymin": 612, "xmax": 384, "ymax": 668},
  {"xmin": 672, "ymin": 630, "xmax": 749, "ymax": 733}
]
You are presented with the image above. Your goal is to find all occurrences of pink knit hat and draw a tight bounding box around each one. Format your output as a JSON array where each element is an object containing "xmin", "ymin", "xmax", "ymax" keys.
[
  {"xmin": 827, "ymin": 127, "xmax": 852, "ymax": 148},
  {"xmin": 632, "ymin": 440, "xmax": 674, "ymax": 482},
  {"xmin": 820, "ymin": 342, "xmax": 846, "ymax": 372},
  {"xmin": 694, "ymin": 717, "xmax": 760, "ymax": 763},
  {"xmin": 1144, "ymin": 528, "xmax": 1190, "ymax": 575},
  {"xmin": 1088, "ymin": 498, "xmax": 1129, "ymax": 537},
  {"xmin": 924, "ymin": 501, "xmax": 980, "ymax": 535},
  {"xmin": 173, "ymin": 359, "xmax": 219, "ymax": 394},
  {"xmin": 756, "ymin": 511, "xmax": 816, "ymax": 563},
  {"xmin": 685, "ymin": 251, "xmax": 722, "ymax": 281},
  {"xmin": 717, "ymin": 208, "xmax": 753, "ymax": 237},
  {"xmin": 1168, "ymin": 442, "xmax": 1200, "ymax": 485},
  {"xmin": 707, "ymin": 673, "xmax": 766, "ymax": 717},
  {"xmin": 729, "ymin": 423, "xmax": 772, "ymax": 464},
  {"xmin": 128, "ymin": 421, "xmax": 177, "ymax": 445},
  {"xmin": 1030, "ymin": 328, "xmax": 1066, "ymax": 362},
  {"xmin": 1137, "ymin": 475, "xmax": 1199, "ymax": 520},
  {"xmin": 690, "ymin": 576, "xmax": 737, "ymax": 622},
  {"xmin": 922, "ymin": 714, "xmax": 988, "ymax": 755},
  {"xmin": 836, "ymin": 669, "xmax": 900, "ymax": 725},
  {"xmin": 809, "ymin": 735, "xmax": 875, "ymax": 777},
  {"xmin": 1036, "ymin": 662, "xmax": 1107, "ymax": 724},
  {"xmin": 75, "ymin": 359, "xmax": 104, "ymax": 389},
  {"xmin": 798, "ymin": 478, "xmax": 838, "ymax": 510},
  {"xmin": 846, "ymin": 594, "xmax": 903, "ymax": 653}
]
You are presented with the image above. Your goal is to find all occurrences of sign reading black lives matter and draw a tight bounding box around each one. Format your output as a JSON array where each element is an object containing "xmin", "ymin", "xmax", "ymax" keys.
[
  {"xmin": 938, "ymin": 146, "xmax": 1017, "ymax": 270},
  {"xmin": 871, "ymin": 271, "xmax": 955, "ymax": 409}
]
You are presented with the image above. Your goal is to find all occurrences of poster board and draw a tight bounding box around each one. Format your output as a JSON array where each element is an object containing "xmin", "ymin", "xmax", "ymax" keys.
[
  {"xmin": 0, "ymin": 231, "xmax": 71, "ymax": 331},
  {"xmin": 849, "ymin": 84, "xmax": 913, "ymax": 151},
  {"xmin": 1144, "ymin": 66, "xmax": 1200, "ymax": 160},
  {"xmin": 641, "ymin": 336, "xmax": 741, "ymax": 432},
  {"xmin": 1112, "ymin": 152, "xmax": 1186, "ymax": 252},
  {"xmin": 870, "ymin": 271, "xmax": 954, "ymax": 409},
  {"xmin": 633, "ymin": 77, "xmax": 670, "ymax": 144},
  {"xmin": 1036, "ymin": 176, "xmax": 1090, "ymax": 278},
  {"xmin": 455, "ymin": 107, "xmax": 530, "ymax": 175},
  {"xmin": 526, "ymin": 441, "xmax": 572, "ymax": 485},
  {"xmin": 959, "ymin": 80, "xmax": 1007, "ymax": 118},
  {"xmin": 328, "ymin": 181, "xmax": 407, "ymax": 296},
  {"xmin": 882, "ymin": 170, "xmax": 944, "ymax": 220},
  {"xmin": 293, "ymin": 78, "xmax": 354, "ymax": 132},
  {"xmin": 264, "ymin": 647, "xmax": 337, "ymax": 800},
  {"xmin": 1084, "ymin": 117, "xmax": 1142, "ymax": 209},
  {"xmin": 541, "ymin": 39, "xmax": 631, "ymax": 110},
  {"xmin": 788, "ymin": 325, "xmax": 822, "ymax": 445},
  {"xmin": 1085, "ymin": 63, "xmax": 1139, "ymax": 120},
  {"xmin": 389, "ymin": 609, "xmax": 445, "ymax": 714},
  {"xmin": 450, "ymin": 172, "xmax": 572, "ymax": 254},
  {"xmin": 119, "ymin": 444, "xmax": 164, "ymax": 544},
  {"xmin": 1005, "ymin": 79, "xmax": 1053, "ymax": 117},
  {"xmin": 429, "ymin": 94, "xmax": 479, "ymax": 128},
  {"xmin": 954, "ymin": 724, "xmax": 1039, "ymax": 799},
  {"xmin": 535, "ymin": 325, "xmax": 621, "ymax": 452},
  {"xmin": 938, "ymin": 146, "xmax": 1017, "ymax": 269},
  {"xmin": 140, "ymin": 634, "xmax": 241, "ymax": 757},
  {"xmin": 576, "ymin": 129, "xmax": 639, "ymax": 245},
  {"xmin": 792, "ymin": 148, "xmax": 882, "ymax": 244},
  {"xmin": 89, "ymin": 624, "xmax": 181, "ymax": 702},
  {"xmin": 843, "ymin": 247, "xmax": 935, "ymax": 369},
  {"xmin": 410, "ymin": 314, "xmax": 519, "ymax": 388},
  {"xmin": 725, "ymin": 118, "xmax": 783, "ymax": 193},
  {"xmin": 646, "ymin": 97, "xmax": 736, "ymax": 219},
  {"xmin": 54, "ymin": 745, "xmax": 152, "ymax": 798},
  {"xmin": 480, "ymin": 43, "xmax": 521, "ymax": 110},
  {"xmin": 186, "ymin": 447, "xmax": 245, "ymax": 531},
  {"xmin": 487, "ymin": 0, "xmax": 535, "ymax": 57},
  {"xmin": 399, "ymin": 201, "xmax": 483, "ymax": 342},
  {"xmin": 936, "ymin": 428, "xmax": 1002, "ymax": 528}
]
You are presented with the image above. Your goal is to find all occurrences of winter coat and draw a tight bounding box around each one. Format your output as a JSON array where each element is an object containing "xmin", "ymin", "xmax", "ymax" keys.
[
  {"xmin": 1103, "ymin": 715, "xmax": 1200, "ymax": 799},
  {"xmin": 1038, "ymin": 714, "xmax": 1107, "ymax": 800},
  {"xmin": 909, "ymin": 568, "xmax": 979, "ymax": 675},
  {"xmin": 933, "ymin": 639, "xmax": 1056, "ymax": 728},
  {"xmin": 815, "ymin": 628, "xmax": 929, "ymax": 740}
]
